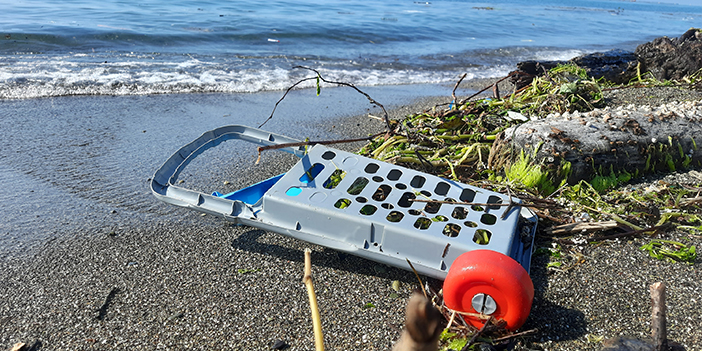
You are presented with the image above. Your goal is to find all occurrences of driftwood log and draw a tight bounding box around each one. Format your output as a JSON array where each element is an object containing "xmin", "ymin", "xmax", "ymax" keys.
[{"xmin": 488, "ymin": 100, "xmax": 702, "ymax": 186}]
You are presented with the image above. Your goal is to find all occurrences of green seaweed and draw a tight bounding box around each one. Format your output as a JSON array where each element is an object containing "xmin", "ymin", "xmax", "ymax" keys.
[
  {"xmin": 640, "ymin": 239, "xmax": 697, "ymax": 264},
  {"xmin": 503, "ymin": 149, "xmax": 556, "ymax": 195}
]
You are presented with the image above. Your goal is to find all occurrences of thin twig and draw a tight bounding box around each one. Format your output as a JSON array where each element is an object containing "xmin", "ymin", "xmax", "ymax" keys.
[
  {"xmin": 410, "ymin": 199, "xmax": 512, "ymax": 207},
  {"xmin": 302, "ymin": 248, "xmax": 325, "ymax": 351},
  {"xmin": 296, "ymin": 66, "xmax": 392, "ymax": 130},
  {"xmin": 405, "ymin": 258, "xmax": 427, "ymax": 299},
  {"xmin": 491, "ymin": 328, "xmax": 538, "ymax": 343},
  {"xmin": 259, "ymin": 76, "xmax": 317, "ymax": 128},
  {"xmin": 545, "ymin": 220, "xmax": 620, "ymax": 236},
  {"xmin": 445, "ymin": 310, "xmax": 457, "ymax": 331},
  {"xmin": 452, "ymin": 73, "xmax": 468, "ymax": 107},
  {"xmin": 589, "ymin": 223, "xmax": 670, "ymax": 242},
  {"xmin": 255, "ymin": 132, "xmax": 386, "ymax": 164},
  {"xmin": 460, "ymin": 316, "xmax": 492, "ymax": 351},
  {"xmin": 457, "ymin": 72, "xmax": 518, "ymax": 105},
  {"xmin": 501, "ymin": 186, "xmax": 515, "ymax": 220},
  {"xmin": 258, "ymin": 66, "xmax": 392, "ymax": 130}
]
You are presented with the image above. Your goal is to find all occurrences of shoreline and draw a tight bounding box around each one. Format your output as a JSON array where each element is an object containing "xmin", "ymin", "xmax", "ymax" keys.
[{"xmin": 1, "ymin": 81, "xmax": 701, "ymax": 350}]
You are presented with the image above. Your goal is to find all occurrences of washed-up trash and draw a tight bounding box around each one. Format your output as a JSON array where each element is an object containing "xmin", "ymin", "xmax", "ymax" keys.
[{"xmin": 151, "ymin": 125, "xmax": 538, "ymax": 330}]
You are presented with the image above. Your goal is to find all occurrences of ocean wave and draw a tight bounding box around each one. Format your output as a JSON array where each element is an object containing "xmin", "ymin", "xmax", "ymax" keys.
[{"xmin": 0, "ymin": 47, "xmax": 590, "ymax": 99}]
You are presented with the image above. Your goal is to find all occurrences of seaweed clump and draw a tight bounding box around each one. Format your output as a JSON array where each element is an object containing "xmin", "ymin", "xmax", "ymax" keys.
[{"xmin": 359, "ymin": 64, "xmax": 605, "ymax": 187}]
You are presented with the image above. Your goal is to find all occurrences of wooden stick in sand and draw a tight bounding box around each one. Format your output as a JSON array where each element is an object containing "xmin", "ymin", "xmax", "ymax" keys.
[
  {"xmin": 302, "ymin": 248, "xmax": 325, "ymax": 351},
  {"xmin": 650, "ymin": 282, "xmax": 667, "ymax": 351}
]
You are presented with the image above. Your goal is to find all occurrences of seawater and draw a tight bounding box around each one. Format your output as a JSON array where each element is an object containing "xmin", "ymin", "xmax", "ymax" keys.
[{"xmin": 1, "ymin": 0, "xmax": 701, "ymax": 99}]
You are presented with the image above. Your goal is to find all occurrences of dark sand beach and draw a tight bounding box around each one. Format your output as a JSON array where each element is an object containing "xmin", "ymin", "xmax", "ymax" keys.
[{"xmin": 1, "ymin": 80, "xmax": 701, "ymax": 350}]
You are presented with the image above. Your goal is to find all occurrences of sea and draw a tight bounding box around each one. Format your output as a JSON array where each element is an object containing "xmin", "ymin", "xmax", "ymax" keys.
[
  {"xmin": 0, "ymin": 0, "xmax": 701, "ymax": 254},
  {"xmin": 1, "ymin": 0, "xmax": 701, "ymax": 100}
]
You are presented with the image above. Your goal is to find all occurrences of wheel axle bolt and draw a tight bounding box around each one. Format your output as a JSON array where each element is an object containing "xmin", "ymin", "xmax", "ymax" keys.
[{"xmin": 471, "ymin": 293, "xmax": 497, "ymax": 315}]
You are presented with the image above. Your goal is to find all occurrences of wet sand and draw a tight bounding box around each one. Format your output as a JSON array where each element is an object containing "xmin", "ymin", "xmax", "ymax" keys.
[{"xmin": 1, "ymin": 81, "xmax": 700, "ymax": 350}]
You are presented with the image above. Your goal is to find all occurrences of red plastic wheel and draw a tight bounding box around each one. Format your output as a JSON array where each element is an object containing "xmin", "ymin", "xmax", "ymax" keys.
[{"xmin": 442, "ymin": 250, "xmax": 534, "ymax": 331}]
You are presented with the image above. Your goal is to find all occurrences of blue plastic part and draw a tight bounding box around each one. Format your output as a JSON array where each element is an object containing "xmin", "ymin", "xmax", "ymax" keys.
[{"xmin": 213, "ymin": 173, "xmax": 285, "ymax": 205}]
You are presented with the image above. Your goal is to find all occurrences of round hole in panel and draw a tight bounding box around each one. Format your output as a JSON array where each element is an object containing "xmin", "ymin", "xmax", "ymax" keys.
[
  {"xmin": 413, "ymin": 217, "xmax": 432, "ymax": 230},
  {"xmin": 386, "ymin": 211, "xmax": 404, "ymax": 223},
  {"xmin": 471, "ymin": 205, "xmax": 484, "ymax": 212},
  {"xmin": 410, "ymin": 175, "xmax": 426, "ymax": 188},
  {"xmin": 342, "ymin": 156, "xmax": 359, "ymax": 167},
  {"xmin": 433, "ymin": 215, "xmax": 448, "ymax": 222},
  {"xmin": 420, "ymin": 190, "xmax": 432, "ymax": 197},
  {"xmin": 356, "ymin": 196, "xmax": 368, "ymax": 203},
  {"xmin": 387, "ymin": 169, "xmax": 402, "ymax": 181},
  {"xmin": 334, "ymin": 198, "xmax": 351, "ymax": 209},
  {"xmin": 473, "ymin": 229, "xmax": 492, "ymax": 245},
  {"xmin": 321, "ymin": 151, "xmax": 336, "ymax": 160},
  {"xmin": 372, "ymin": 184, "xmax": 392, "ymax": 202},
  {"xmin": 443, "ymin": 223, "xmax": 461, "ymax": 237},
  {"xmin": 360, "ymin": 205, "xmax": 377, "ymax": 216},
  {"xmin": 408, "ymin": 209, "xmax": 422, "ymax": 216},
  {"xmin": 452, "ymin": 207, "xmax": 468, "ymax": 220},
  {"xmin": 309, "ymin": 192, "xmax": 327, "ymax": 203},
  {"xmin": 372, "ymin": 176, "xmax": 384, "ymax": 182},
  {"xmin": 460, "ymin": 188, "xmax": 476, "ymax": 202},
  {"xmin": 286, "ymin": 187, "xmax": 302, "ymax": 196},
  {"xmin": 364, "ymin": 163, "xmax": 380, "ymax": 174},
  {"xmin": 481, "ymin": 213, "xmax": 497, "ymax": 225},
  {"xmin": 487, "ymin": 195, "xmax": 503, "ymax": 210},
  {"xmin": 424, "ymin": 201, "xmax": 441, "ymax": 214},
  {"xmin": 395, "ymin": 183, "xmax": 407, "ymax": 190},
  {"xmin": 381, "ymin": 203, "xmax": 394, "ymax": 210},
  {"xmin": 464, "ymin": 221, "xmax": 478, "ymax": 228},
  {"xmin": 398, "ymin": 192, "xmax": 416, "ymax": 208},
  {"xmin": 435, "ymin": 182, "xmax": 451, "ymax": 196}
]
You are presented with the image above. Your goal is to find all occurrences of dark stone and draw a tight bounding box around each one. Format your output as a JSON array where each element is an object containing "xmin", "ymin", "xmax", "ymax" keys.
[
  {"xmin": 511, "ymin": 29, "xmax": 701, "ymax": 88},
  {"xmin": 510, "ymin": 60, "xmax": 566, "ymax": 89},
  {"xmin": 601, "ymin": 337, "xmax": 654, "ymax": 351},
  {"xmin": 570, "ymin": 49, "xmax": 638, "ymax": 84},
  {"xmin": 271, "ymin": 340, "xmax": 289, "ymax": 350},
  {"xmin": 511, "ymin": 50, "xmax": 637, "ymax": 89},
  {"xmin": 635, "ymin": 28, "xmax": 702, "ymax": 81}
]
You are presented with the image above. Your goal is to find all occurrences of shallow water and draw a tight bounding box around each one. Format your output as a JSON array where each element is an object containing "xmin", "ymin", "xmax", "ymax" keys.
[{"xmin": 0, "ymin": 84, "xmax": 449, "ymax": 255}]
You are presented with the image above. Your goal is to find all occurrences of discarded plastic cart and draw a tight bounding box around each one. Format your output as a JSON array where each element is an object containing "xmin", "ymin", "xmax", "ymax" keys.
[{"xmin": 151, "ymin": 125, "xmax": 537, "ymax": 330}]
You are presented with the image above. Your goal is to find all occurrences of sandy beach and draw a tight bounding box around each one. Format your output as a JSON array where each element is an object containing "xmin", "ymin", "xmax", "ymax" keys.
[{"xmin": 1, "ymin": 80, "xmax": 701, "ymax": 351}]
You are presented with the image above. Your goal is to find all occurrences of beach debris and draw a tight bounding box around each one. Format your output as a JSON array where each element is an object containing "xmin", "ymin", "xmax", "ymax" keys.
[
  {"xmin": 490, "ymin": 97, "xmax": 702, "ymax": 189},
  {"xmin": 602, "ymin": 282, "xmax": 686, "ymax": 351},
  {"xmin": 650, "ymin": 282, "xmax": 667, "ymax": 351},
  {"xmin": 96, "ymin": 287, "xmax": 119, "ymax": 321},
  {"xmin": 391, "ymin": 293, "xmax": 442, "ymax": 351},
  {"xmin": 640, "ymin": 239, "xmax": 697, "ymax": 264},
  {"xmin": 258, "ymin": 66, "xmax": 391, "ymax": 130},
  {"xmin": 302, "ymin": 248, "xmax": 324, "ymax": 351},
  {"xmin": 545, "ymin": 220, "xmax": 619, "ymax": 236},
  {"xmin": 166, "ymin": 311, "xmax": 185, "ymax": 322},
  {"xmin": 271, "ymin": 339, "xmax": 289, "ymax": 350},
  {"xmin": 9, "ymin": 343, "xmax": 25, "ymax": 351}
]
